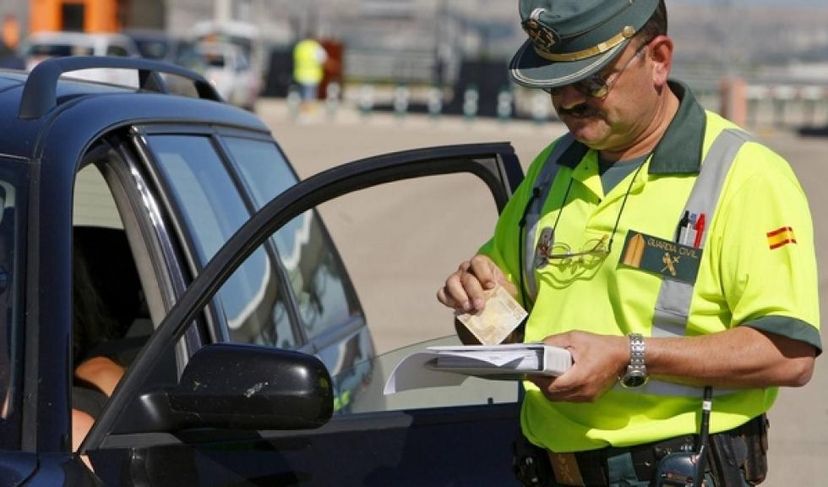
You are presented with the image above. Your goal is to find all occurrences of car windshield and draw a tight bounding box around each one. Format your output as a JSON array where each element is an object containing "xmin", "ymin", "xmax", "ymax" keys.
[
  {"xmin": 0, "ymin": 160, "xmax": 27, "ymax": 448},
  {"xmin": 133, "ymin": 39, "xmax": 170, "ymax": 60},
  {"xmin": 331, "ymin": 335, "xmax": 519, "ymax": 415},
  {"xmin": 204, "ymin": 54, "xmax": 226, "ymax": 68},
  {"xmin": 27, "ymin": 43, "xmax": 94, "ymax": 57}
]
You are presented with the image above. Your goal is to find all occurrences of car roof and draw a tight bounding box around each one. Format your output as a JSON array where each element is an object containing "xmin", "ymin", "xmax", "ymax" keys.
[
  {"xmin": 198, "ymin": 42, "xmax": 242, "ymax": 56},
  {"xmin": 25, "ymin": 31, "xmax": 135, "ymax": 46},
  {"xmin": 0, "ymin": 57, "xmax": 268, "ymax": 159},
  {"xmin": 27, "ymin": 31, "xmax": 133, "ymax": 41},
  {"xmin": 122, "ymin": 28, "xmax": 179, "ymax": 40}
]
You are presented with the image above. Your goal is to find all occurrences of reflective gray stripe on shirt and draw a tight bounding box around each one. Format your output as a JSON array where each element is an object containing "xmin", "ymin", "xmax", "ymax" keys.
[
  {"xmin": 522, "ymin": 133, "xmax": 574, "ymax": 304},
  {"xmin": 621, "ymin": 378, "xmax": 736, "ymax": 397},
  {"xmin": 630, "ymin": 128, "xmax": 751, "ymax": 397},
  {"xmin": 651, "ymin": 129, "xmax": 752, "ymax": 338}
]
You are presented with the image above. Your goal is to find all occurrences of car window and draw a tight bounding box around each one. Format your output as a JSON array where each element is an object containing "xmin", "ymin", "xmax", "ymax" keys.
[
  {"xmin": 204, "ymin": 52, "xmax": 226, "ymax": 68},
  {"xmin": 133, "ymin": 39, "xmax": 170, "ymax": 60},
  {"xmin": 27, "ymin": 43, "xmax": 94, "ymax": 57},
  {"xmin": 73, "ymin": 165, "xmax": 123, "ymax": 229},
  {"xmin": 72, "ymin": 163, "xmax": 154, "ymax": 356},
  {"xmin": 222, "ymin": 137, "xmax": 363, "ymax": 342},
  {"xmin": 235, "ymin": 53, "xmax": 250, "ymax": 71},
  {"xmin": 105, "ymin": 45, "xmax": 130, "ymax": 57},
  {"xmin": 0, "ymin": 160, "xmax": 26, "ymax": 449},
  {"xmin": 146, "ymin": 135, "xmax": 298, "ymax": 348},
  {"xmin": 310, "ymin": 171, "xmax": 521, "ymax": 413}
]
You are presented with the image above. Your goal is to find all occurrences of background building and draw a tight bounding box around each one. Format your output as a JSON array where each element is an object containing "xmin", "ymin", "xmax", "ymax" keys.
[
  {"xmin": 4, "ymin": 0, "xmax": 828, "ymax": 81},
  {"xmin": 2, "ymin": 0, "xmax": 828, "ymax": 124}
]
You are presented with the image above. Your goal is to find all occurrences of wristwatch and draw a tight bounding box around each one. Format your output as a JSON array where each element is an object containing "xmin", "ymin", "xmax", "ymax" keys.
[{"xmin": 620, "ymin": 333, "xmax": 649, "ymax": 388}]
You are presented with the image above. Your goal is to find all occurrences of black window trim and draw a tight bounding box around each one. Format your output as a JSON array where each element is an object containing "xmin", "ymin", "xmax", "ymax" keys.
[
  {"xmin": 214, "ymin": 134, "xmax": 367, "ymax": 351},
  {"xmin": 100, "ymin": 134, "xmax": 204, "ymax": 369},
  {"xmin": 132, "ymin": 124, "xmax": 300, "ymax": 350},
  {"xmin": 0, "ymin": 156, "xmax": 29, "ymax": 450},
  {"xmin": 210, "ymin": 135, "xmax": 306, "ymax": 348},
  {"xmin": 125, "ymin": 128, "xmax": 213, "ymax": 358}
]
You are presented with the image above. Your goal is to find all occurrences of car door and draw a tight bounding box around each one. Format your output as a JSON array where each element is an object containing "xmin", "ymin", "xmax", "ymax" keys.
[{"xmin": 80, "ymin": 142, "xmax": 526, "ymax": 486}]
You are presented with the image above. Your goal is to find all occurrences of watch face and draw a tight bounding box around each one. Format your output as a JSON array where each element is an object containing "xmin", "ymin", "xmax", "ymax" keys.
[{"xmin": 622, "ymin": 370, "xmax": 648, "ymax": 388}]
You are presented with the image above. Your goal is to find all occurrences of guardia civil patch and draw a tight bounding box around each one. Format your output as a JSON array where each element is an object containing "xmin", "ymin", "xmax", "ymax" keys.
[
  {"xmin": 619, "ymin": 231, "xmax": 702, "ymax": 283},
  {"xmin": 767, "ymin": 226, "xmax": 796, "ymax": 250}
]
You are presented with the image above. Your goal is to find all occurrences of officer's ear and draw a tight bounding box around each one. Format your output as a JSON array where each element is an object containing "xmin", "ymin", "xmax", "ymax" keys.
[{"xmin": 645, "ymin": 35, "xmax": 673, "ymax": 89}]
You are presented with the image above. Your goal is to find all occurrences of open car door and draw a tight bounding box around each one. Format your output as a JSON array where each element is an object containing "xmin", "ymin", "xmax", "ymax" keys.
[{"xmin": 80, "ymin": 142, "xmax": 526, "ymax": 486}]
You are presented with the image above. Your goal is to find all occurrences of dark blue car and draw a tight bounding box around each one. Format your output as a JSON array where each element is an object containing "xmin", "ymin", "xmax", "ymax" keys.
[{"xmin": 0, "ymin": 56, "xmax": 526, "ymax": 485}]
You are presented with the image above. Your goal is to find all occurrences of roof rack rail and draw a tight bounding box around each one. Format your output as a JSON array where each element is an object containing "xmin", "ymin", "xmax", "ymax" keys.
[{"xmin": 18, "ymin": 56, "xmax": 223, "ymax": 119}]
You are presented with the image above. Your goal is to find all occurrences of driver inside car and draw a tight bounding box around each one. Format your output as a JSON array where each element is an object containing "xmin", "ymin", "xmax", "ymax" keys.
[{"xmin": 71, "ymin": 246, "xmax": 125, "ymax": 453}]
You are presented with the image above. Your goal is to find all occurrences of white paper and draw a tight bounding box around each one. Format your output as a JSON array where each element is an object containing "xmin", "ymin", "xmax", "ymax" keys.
[
  {"xmin": 382, "ymin": 351, "xmax": 471, "ymax": 395},
  {"xmin": 427, "ymin": 344, "xmax": 541, "ymax": 367},
  {"xmin": 383, "ymin": 344, "xmax": 572, "ymax": 395}
]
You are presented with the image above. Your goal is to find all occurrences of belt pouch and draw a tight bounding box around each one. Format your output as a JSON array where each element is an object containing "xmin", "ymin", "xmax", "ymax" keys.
[
  {"xmin": 512, "ymin": 434, "xmax": 554, "ymax": 486},
  {"xmin": 740, "ymin": 415, "xmax": 769, "ymax": 484},
  {"xmin": 708, "ymin": 433, "xmax": 748, "ymax": 486}
]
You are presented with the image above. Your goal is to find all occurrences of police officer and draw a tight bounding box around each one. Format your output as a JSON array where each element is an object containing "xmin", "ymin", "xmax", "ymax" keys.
[{"xmin": 437, "ymin": 1, "xmax": 820, "ymax": 485}]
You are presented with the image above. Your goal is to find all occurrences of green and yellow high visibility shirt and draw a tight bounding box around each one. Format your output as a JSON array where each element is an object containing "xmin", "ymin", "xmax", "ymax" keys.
[
  {"xmin": 293, "ymin": 39, "xmax": 325, "ymax": 85},
  {"xmin": 479, "ymin": 82, "xmax": 821, "ymax": 453}
]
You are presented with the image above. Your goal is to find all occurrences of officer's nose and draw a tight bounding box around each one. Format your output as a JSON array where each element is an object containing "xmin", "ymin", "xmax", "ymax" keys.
[{"xmin": 550, "ymin": 84, "xmax": 588, "ymax": 110}]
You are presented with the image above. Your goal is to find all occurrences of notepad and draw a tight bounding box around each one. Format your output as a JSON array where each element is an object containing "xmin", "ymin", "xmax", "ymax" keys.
[{"xmin": 383, "ymin": 343, "xmax": 572, "ymax": 394}]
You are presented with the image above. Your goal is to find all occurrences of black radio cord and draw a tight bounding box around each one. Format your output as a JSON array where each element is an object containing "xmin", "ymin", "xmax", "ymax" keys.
[
  {"xmin": 517, "ymin": 187, "xmax": 541, "ymax": 311},
  {"xmin": 693, "ymin": 386, "xmax": 714, "ymax": 487}
]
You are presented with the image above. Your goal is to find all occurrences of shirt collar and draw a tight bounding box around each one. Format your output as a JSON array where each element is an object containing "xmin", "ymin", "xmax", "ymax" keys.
[
  {"xmin": 648, "ymin": 80, "xmax": 706, "ymax": 174},
  {"xmin": 558, "ymin": 80, "xmax": 706, "ymax": 175}
]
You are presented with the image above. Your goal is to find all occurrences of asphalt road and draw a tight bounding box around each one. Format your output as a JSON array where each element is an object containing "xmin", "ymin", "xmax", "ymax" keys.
[{"xmin": 256, "ymin": 99, "xmax": 827, "ymax": 485}]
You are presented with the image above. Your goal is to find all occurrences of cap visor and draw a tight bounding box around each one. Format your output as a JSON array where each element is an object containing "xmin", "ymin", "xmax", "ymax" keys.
[{"xmin": 509, "ymin": 38, "xmax": 628, "ymax": 89}]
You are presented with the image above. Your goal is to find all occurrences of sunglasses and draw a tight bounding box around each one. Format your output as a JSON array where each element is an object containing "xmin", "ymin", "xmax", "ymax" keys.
[
  {"xmin": 544, "ymin": 41, "xmax": 649, "ymax": 99},
  {"xmin": 543, "ymin": 235, "xmax": 611, "ymax": 269},
  {"xmin": 533, "ymin": 155, "xmax": 649, "ymax": 272}
]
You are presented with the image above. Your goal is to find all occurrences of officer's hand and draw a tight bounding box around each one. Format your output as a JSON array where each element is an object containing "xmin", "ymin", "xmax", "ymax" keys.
[
  {"xmin": 436, "ymin": 254, "xmax": 514, "ymax": 313},
  {"xmin": 529, "ymin": 331, "xmax": 628, "ymax": 403}
]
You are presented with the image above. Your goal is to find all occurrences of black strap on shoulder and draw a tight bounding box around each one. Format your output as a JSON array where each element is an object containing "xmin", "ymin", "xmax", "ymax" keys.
[{"xmin": 72, "ymin": 384, "xmax": 109, "ymax": 419}]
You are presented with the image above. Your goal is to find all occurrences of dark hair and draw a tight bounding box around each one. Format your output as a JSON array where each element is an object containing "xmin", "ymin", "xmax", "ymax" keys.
[
  {"xmin": 73, "ymin": 248, "xmax": 119, "ymax": 362},
  {"xmin": 636, "ymin": 0, "xmax": 668, "ymax": 43}
]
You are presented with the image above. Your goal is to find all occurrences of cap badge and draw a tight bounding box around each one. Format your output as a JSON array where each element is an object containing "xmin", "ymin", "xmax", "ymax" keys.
[{"xmin": 522, "ymin": 8, "xmax": 559, "ymax": 54}]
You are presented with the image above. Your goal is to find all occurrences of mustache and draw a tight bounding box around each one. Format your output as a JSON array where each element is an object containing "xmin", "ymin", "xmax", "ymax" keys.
[{"xmin": 558, "ymin": 103, "xmax": 601, "ymax": 119}]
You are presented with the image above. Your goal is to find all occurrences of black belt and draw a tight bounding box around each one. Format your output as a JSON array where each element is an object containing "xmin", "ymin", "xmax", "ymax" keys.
[
  {"xmin": 546, "ymin": 413, "xmax": 769, "ymax": 487},
  {"xmin": 542, "ymin": 415, "xmax": 767, "ymax": 487},
  {"xmin": 547, "ymin": 434, "xmax": 696, "ymax": 486}
]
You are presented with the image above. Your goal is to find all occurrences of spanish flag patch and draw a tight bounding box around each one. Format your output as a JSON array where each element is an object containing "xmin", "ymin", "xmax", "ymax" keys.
[{"xmin": 767, "ymin": 226, "xmax": 797, "ymax": 250}]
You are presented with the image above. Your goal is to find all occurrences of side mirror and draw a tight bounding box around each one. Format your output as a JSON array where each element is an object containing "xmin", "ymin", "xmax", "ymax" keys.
[{"xmin": 120, "ymin": 343, "xmax": 334, "ymax": 432}]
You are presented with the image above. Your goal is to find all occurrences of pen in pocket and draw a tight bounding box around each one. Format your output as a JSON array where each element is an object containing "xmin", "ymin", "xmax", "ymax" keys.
[
  {"xmin": 680, "ymin": 212, "xmax": 697, "ymax": 246},
  {"xmin": 676, "ymin": 210, "xmax": 689, "ymax": 243},
  {"xmin": 693, "ymin": 213, "xmax": 706, "ymax": 248}
]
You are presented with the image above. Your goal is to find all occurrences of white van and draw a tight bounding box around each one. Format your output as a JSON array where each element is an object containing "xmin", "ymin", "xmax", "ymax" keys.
[
  {"xmin": 197, "ymin": 41, "xmax": 261, "ymax": 110},
  {"xmin": 21, "ymin": 31, "xmax": 140, "ymax": 87}
]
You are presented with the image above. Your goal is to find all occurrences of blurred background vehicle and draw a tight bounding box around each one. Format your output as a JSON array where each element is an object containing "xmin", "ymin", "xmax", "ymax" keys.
[
  {"xmin": 0, "ymin": 0, "xmax": 826, "ymax": 127},
  {"xmin": 21, "ymin": 31, "xmax": 138, "ymax": 66},
  {"xmin": 190, "ymin": 19, "xmax": 265, "ymax": 75},
  {"xmin": 122, "ymin": 28, "xmax": 208, "ymax": 96},
  {"xmin": 197, "ymin": 40, "xmax": 261, "ymax": 110},
  {"xmin": 20, "ymin": 31, "xmax": 138, "ymax": 86},
  {"xmin": 122, "ymin": 28, "xmax": 197, "ymax": 65}
]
